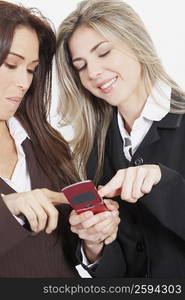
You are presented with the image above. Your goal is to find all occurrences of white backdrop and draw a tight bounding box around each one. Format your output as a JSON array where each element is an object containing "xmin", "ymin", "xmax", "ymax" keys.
[{"xmin": 8, "ymin": 0, "xmax": 185, "ymax": 139}]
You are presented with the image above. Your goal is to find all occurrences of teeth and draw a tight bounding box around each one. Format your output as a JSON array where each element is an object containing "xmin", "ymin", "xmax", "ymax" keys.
[{"xmin": 101, "ymin": 77, "xmax": 117, "ymax": 89}]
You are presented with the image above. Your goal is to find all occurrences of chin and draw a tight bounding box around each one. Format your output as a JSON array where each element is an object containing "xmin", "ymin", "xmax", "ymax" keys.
[
  {"xmin": 0, "ymin": 113, "xmax": 15, "ymax": 121},
  {"xmin": 102, "ymin": 98, "xmax": 120, "ymax": 106}
]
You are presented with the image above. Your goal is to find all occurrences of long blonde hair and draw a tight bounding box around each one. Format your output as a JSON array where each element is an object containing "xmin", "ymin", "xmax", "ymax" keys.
[{"xmin": 56, "ymin": 0, "xmax": 185, "ymax": 183}]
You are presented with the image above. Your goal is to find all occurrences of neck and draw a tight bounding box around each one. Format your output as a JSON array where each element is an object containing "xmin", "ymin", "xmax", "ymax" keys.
[
  {"xmin": 118, "ymin": 80, "xmax": 148, "ymax": 132},
  {"xmin": 0, "ymin": 120, "xmax": 14, "ymax": 148},
  {"xmin": 0, "ymin": 120, "xmax": 10, "ymax": 137}
]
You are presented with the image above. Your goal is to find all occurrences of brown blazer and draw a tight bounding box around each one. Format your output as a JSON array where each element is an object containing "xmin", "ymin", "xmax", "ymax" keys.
[{"xmin": 0, "ymin": 138, "xmax": 79, "ymax": 278}]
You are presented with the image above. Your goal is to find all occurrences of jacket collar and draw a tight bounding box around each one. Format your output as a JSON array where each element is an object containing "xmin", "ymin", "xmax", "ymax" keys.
[
  {"xmin": 133, "ymin": 112, "xmax": 183, "ymax": 152},
  {"xmin": 109, "ymin": 109, "xmax": 183, "ymax": 162},
  {"xmin": 156, "ymin": 112, "xmax": 183, "ymax": 128}
]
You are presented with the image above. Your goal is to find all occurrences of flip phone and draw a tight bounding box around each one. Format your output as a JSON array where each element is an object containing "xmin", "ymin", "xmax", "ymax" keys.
[{"xmin": 61, "ymin": 180, "xmax": 108, "ymax": 214}]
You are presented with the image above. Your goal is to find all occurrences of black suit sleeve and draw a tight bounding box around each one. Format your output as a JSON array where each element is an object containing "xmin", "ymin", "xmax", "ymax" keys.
[
  {"xmin": 57, "ymin": 204, "xmax": 79, "ymax": 267},
  {"xmin": 140, "ymin": 163, "xmax": 185, "ymax": 240},
  {"xmin": 75, "ymin": 240, "xmax": 127, "ymax": 278}
]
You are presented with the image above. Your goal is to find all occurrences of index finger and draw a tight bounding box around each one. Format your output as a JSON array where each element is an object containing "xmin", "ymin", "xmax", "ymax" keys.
[
  {"xmin": 98, "ymin": 173, "xmax": 124, "ymax": 198},
  {"xmin": 46, "ymin": 190, "xmax": 69, "ymax": 205}
]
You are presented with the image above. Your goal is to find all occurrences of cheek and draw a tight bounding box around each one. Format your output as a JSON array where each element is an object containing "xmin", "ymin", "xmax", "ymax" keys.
[
  {"xmin": 132, "ymin": 65, "xmax": 142, "ymax": 85},
  {"xmin": 79, "ymin": 74, "xmax": 89, "ymax": 90},
  {"xmin": 27, "ymin": 76, "xmax": 34, "ymax": 91},
  {"xmin": 0, "ymin": 70, "xmax": 9, "ymax": 87},
  {"xmin": 125, "ymin": 62, "xmax": 142, "ymax": 84}
]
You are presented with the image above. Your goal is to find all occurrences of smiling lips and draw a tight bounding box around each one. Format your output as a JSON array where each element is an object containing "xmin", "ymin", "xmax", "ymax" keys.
[
  {"xmin": 97, "ymin": 76, "xmax": 117, "ymax": 94},
  {"xmin": 6, "ymin": 97, "xmax": 22, "ymax": 104}
]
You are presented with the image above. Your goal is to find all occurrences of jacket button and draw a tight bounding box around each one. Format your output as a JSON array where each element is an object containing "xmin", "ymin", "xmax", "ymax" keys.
[
  {"xmin": 136, "ymin": 242, "xmax": 144, "ymax": 252},
  {"xmin": 134, "ymin": 157, "xmax": 143, "ymax": 166}
]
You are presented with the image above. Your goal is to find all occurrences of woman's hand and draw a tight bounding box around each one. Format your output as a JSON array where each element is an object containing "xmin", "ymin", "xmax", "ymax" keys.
[
  {"xmin": 98, "ymin": 165, "xmax": 161, "ymax": 202},
  {"xmin": 69, "ymin": 199, "xmax": 120, "ymax": 262},
  {"xmin": 2, "ymin": 189, "xmax": 68, "ymax": 233}
]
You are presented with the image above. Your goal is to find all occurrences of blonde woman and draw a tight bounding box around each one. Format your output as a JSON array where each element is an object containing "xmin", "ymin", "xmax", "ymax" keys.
[{"xmin": 56, "ymin": 0, "xmax": 185, "ymax": 277}]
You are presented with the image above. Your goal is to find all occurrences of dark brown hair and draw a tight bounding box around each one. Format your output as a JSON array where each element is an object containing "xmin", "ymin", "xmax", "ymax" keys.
[{"xmin": 0, "ymin": 0, "xmax": 80, "ymax": 188}]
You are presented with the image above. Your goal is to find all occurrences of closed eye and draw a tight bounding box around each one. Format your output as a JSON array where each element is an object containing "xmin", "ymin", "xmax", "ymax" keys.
[
  {"xmin": 27, "ymin": 64, "xmax": 38, "ymax": 74},
  {"xmin": 73, "ymin": 63, "xmax": 87, "ymax": 72},
  {"xmin": 99, "ymin": 50, "xmax": 110, "ymax": 57},
  {"xmin": 77, "ymin": 64, "xmax": 87, "ymax": 72},
  {"xmin": 4, "ymin": 62, "xmax": 16, "ymax": 69},
  {"xmin": 77, "ymin": 51, "xmax": 110, "ymax": 71},
  {"xmin": 27, "ymin": 68, "xmax": 37, "ymax": 74}
]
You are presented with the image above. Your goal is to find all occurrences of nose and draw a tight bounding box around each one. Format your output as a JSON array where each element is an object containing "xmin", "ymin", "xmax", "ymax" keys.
[
  {"xmin": 16, "ymin": 70, "xmax": 31, "ymax": 92},
  {"xmin": 87, "ymin": 61, "xmax": 102, "ymax": 80}
]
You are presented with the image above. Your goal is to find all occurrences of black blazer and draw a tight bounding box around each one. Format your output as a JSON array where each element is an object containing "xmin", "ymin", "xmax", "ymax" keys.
[
  {"xmin": 79, "ymin": 109, "xmax": 185, "ymax": 278},
  {"xmin": 0, "ymin": 138, "xmax": 79, "ymax": 277}
]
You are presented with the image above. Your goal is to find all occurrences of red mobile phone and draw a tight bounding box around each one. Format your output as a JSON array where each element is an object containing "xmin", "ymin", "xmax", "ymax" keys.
[{"xmin": 61, "ymin": 180, "xmax": 108, "ymax": 214}]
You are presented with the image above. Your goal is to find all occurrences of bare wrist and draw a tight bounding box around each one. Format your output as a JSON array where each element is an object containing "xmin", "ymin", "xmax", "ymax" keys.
[{"xmin": 83, "ymin": 240, "xmax": 104, "ymax": 263}]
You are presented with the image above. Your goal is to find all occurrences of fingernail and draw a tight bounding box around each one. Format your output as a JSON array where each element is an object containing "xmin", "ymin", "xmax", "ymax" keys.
[
  {"xmin": 112, "ymin": 210, "xmax": 118, "ymax": 216},
  {"xmin": 84, "ymin": 211, "xmax": 93, "ymax": 218}
]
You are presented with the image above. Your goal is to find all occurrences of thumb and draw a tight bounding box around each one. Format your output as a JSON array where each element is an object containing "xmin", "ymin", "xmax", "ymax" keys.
[{"xmin": 103, "ymin": 199, "xmax": 119, "ymax": 211}]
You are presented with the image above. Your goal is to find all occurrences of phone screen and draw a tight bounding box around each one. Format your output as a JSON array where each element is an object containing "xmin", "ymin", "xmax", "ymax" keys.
[{"xmin": 61, "ymin": 180, "xmax": 108, "ymax": 214}]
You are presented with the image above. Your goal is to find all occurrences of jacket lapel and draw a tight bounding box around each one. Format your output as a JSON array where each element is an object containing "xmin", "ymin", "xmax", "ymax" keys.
[
  {"xmin": 107, "ymin": 109, "xmax": 129, "ymax": 171},
  {"xmin": 135, "ymin": 122, "xmax": 160, "ymax": 152},
  {"xmin": 0, "ymin": 138, "xmax": 52, "ymax": 195},
  {"xmin": 0, "ymin": 178, "xmax": 16, "ymax": 194},
  {"xmin": 137, "ymin": 113, "xmax": 182, "ymax": 152}
]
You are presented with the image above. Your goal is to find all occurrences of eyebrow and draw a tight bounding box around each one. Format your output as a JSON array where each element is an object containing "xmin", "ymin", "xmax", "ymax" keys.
[
  {"xmin": 9, "ymin": 52, "xmax": 39, "ymax": 63},
  {"xmin": 72, "ymin": 41, "xmax": 108, "ymax": 63}
]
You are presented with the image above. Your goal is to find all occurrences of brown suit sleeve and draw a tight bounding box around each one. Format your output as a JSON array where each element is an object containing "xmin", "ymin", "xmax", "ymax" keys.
[{"xmin": 0, "ymin": 195, "xmax": 30, "ymax": 257}]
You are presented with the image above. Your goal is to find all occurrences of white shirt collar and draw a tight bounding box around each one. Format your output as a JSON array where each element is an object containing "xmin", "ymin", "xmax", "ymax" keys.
[
  {"xmin": 140, "ymin": 79, "xmax": 171, "ymax": 121},
  {"xmin": 117, "ymin": 80, "xmax": 171, "ymax": 161},
  {"xmin": 6, "ymin": 117, "xmax": 29, "ymax": 146},
  {"xmin": 1, "ymin": 117, "xmax": 31, "ymax": 193}
]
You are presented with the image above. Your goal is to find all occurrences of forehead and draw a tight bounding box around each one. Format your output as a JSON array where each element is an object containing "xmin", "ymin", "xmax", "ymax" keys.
[
  {"xmin": 69, "ymin": 26, "xmax": 106, "ymax": 57},
  {"xmin": 10, "ymin": 26, "xmax": 39, "ymax": 59}
]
